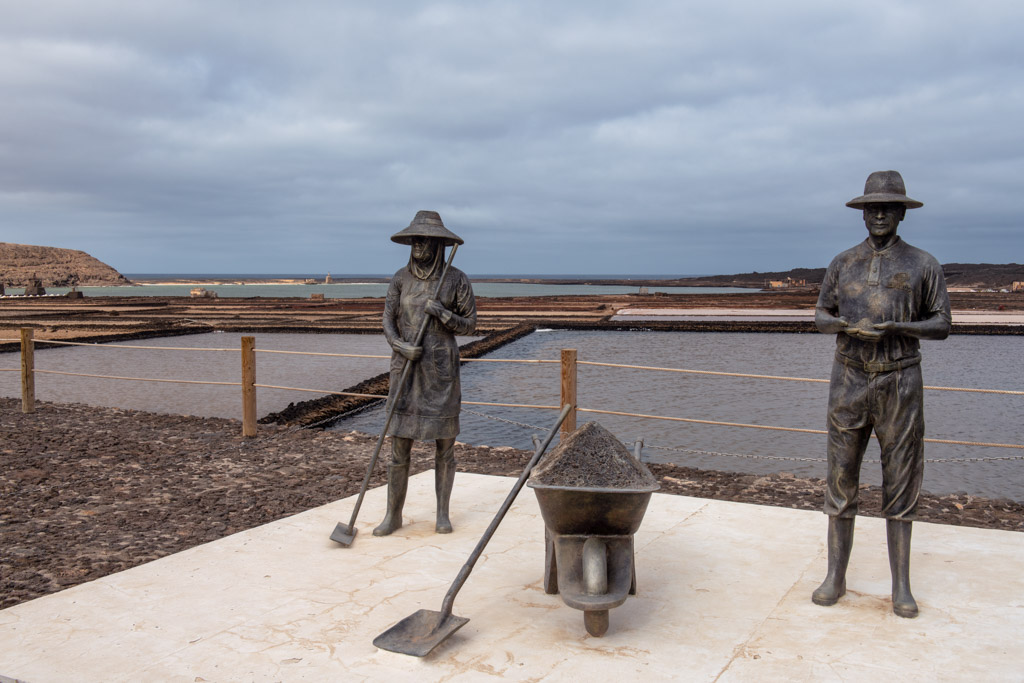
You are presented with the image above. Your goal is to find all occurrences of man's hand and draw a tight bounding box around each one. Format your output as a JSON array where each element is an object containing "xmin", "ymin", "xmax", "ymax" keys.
[
  {"xmin": 424, "ymin": 299, "xmax": 448, "ymax": 320},
  {"xmin": 846, "ymin": 327, "xmax": 884, "ymax": 342},
  {"xmin": 842, "ymin": 318, "xmax": 894, "ymax": 342},
  {"xmin": 815, "ymin": 308, "xmax": 849, "ymax": 335},
  {"xmin": 871, "ymin": 321, "xmax": 901, "ymax": 337},
  {"xmin": 392, "ymin": 340, "xmax": 422, "ymax": 361}
]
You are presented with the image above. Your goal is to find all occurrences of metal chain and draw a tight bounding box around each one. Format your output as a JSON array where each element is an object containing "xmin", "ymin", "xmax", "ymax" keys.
[
  {"xmin": 642, "ymin": 442, "xmax": 1024, "ymax": 465},
  {"xmin": 462, "ymin": 407, "xmax": 548, "ymax": 433},
  {"xmin": 444, "ymin": 409, "xmax": 1024, "ymax": 466},
  {"xmin": 924, "ymin": 455, "xmax": 1024, "ymax": 464},
  {"xmin": 643, "ymin": 442, "xmax": 837, "ymax": 464}
]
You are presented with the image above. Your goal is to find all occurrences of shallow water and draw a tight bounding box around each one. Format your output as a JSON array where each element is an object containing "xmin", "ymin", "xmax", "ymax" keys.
[
  {"xmin": 0, "ymin": 333, "xmax": 472, "ymax": 421},
  {"xmin": 2, "ymin": 329, "xmax": 1020, "ymax": 500},
  {"xmin": 333, "ymin": 330, "xmax": 1024, "ymax": 501}
]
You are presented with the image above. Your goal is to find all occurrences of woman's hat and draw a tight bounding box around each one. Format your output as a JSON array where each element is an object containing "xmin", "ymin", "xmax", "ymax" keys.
[
  {"xmin": 390, "ymin": 210, "xmax": 464, "ymax": 245},
  {"xmin": 846, "ymin": 170, "xmax": 923, "ymax": 209}
]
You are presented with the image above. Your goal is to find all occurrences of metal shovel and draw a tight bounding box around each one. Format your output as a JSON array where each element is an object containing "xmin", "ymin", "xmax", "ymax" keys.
[
  {"xmin": 330, "ymin": 243, "xmax": 459, "ymax": 546},
  {"xmin": 373, "ymin": 404, "xmax": 572, "ymax": 657}
]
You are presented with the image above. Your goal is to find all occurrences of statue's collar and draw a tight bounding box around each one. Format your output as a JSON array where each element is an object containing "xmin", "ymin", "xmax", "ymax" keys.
[{"xmin": 866, "ymin": 235, "xmax": 902, "ymax": 254}]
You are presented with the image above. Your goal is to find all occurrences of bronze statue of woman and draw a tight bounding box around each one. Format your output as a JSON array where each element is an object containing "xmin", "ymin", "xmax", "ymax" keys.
[{"xmin": 374, "ymin": 211, "xmax": 477, "ymax": 536}]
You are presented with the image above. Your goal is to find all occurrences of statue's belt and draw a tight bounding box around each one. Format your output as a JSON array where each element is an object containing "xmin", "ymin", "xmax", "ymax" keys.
[{"xmin": 835, "ymin": 353, "xmax": 921, "ymax": 374}]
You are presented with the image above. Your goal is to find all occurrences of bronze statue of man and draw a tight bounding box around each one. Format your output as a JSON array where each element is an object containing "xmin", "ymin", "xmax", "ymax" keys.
[
  {"xmin": 812, "ymin": 171, "xmax": 951, "ymax": 618},
  {"xmin": 373, "ymin": 211, "xmax": 477, "ymax": 536}
]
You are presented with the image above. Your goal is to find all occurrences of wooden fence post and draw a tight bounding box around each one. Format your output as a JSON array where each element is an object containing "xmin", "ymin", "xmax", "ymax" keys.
[
  {"xmin": 560, "ymin": 348, "xmax": 577, "ymax": 434},
  {"xmin": 241, "ymin": 336, "xmax": 257, "ymax": 437},
  {"xmin": 20, "ymin": 328, "xmax": 34, "ymax": 414}
]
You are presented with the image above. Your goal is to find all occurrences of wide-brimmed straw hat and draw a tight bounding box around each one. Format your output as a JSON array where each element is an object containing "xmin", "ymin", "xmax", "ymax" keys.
[
  {"xmin": 846, "ymin": 170, "xmax": 923, "ymax": 209},
  {"xmin": 390, "ymin": 210, "xmax": 464, "ymax": 245}
]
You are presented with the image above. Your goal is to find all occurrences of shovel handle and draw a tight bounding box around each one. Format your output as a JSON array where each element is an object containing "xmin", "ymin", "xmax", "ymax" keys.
[
  {"xmin": 439, "ymin": 404, "xmax": 572, "ymax": 618},
  {"xmin": 339, "ymin": 243, "xmax": 459, "ymax": 537}
]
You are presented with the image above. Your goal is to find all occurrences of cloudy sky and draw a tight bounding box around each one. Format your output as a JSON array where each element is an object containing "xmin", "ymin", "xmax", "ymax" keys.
[{"xmin": 2, "ymin": 1, "xmax": 1022, "ymax": 276}]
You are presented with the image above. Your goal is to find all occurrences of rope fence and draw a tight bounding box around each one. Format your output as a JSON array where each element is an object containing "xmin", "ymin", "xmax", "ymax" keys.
[
  {"xmin": 578, "ymin": 407, "xmax": 1024, "ymax": 450},
  {"xmin": 8, "ymin": 335, "xmax": 1017, "ymax": 395},
  {"xmin": 579, "ymin": 359, "xmax": 1024, "ymax": 396},
  {"xmin": 463, "ymin": 400, "xmax": 561, "ymax": 410},
  {"xmin": 28, "ymin": 339, "xmax": 238, "ymax": 352},
  {"xmin": 580, "ymin": 407, "xmax": 828, "ymax": 435},
  {"xmin": 256, "ymin": 349, "xmax": 390, "ymax": 359},
  {"xmin": 34, "ymin": 369, "xmax": 240, "ymax": 387},
  {"xmin": 3, "ymin": 329, "xmax": 1021, "ymax": 463},
  {"xmin": 252, "ymin": 384, "xmax": 382, "ymax": 398}
]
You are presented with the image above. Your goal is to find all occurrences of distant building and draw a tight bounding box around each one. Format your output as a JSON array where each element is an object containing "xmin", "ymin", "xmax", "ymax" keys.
[
  {"xmin": 1013, "ymin": 281, "xmax": 1024, "ymax": 292},
  {"xmin": 324, "ymin": 272, "xmax": 333, "ymax": 284},
  {"xmin": 24, "ymin": 275, "xmax": 46, "ymax": 296},
  {"xmin": 765, "ymin": 277, "xmax": 806, "ymax": 289}
]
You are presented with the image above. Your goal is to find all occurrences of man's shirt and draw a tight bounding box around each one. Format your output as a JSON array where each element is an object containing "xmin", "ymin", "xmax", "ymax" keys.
[{"xmin": 817, "ymin": 237, "xmax": 951, "ymax": 364}]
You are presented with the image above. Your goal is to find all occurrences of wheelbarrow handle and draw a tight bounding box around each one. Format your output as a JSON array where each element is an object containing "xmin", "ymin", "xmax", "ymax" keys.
[{"xmin": 439, "ymin": 404, "xmax": 572, "ymax": 618}]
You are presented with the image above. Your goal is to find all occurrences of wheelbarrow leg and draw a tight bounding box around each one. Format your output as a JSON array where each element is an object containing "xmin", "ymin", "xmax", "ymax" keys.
[
  {"xmin": 584, "ymin": 610, "xmax": 610, "ymax": 637},
  {"xmin": 629, "ymin": 537, "xmax": 637, "ymax": 596},
  {"xmin": 544, "ymin": 527, "xmax": 558, "ymax": 594}
]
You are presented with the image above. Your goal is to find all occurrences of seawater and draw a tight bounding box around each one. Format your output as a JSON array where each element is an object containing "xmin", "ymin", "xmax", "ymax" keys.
[{"xmin": 2, "ymin": 330, "xmax": 1020, "ymax": 500}]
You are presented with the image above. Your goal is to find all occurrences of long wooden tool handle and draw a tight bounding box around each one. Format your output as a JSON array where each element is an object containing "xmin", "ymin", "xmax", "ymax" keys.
[
  {"xmin": 341, "ymin": 243, "xmax": 460, "ymax": 534},
  {"xmin": 439, "ymin": 404, "xmax": 572, "ymax": 617}
]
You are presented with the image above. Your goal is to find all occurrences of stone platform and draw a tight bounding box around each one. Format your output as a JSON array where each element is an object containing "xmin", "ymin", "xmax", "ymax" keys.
[{"xmin": 1, "ymin": 473, "xmax": 1020, "ymax": 682}]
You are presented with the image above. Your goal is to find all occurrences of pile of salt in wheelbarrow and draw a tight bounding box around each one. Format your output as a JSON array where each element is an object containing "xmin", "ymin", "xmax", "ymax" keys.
[
  {"xmin": 374, "ymin": 408, "xmax": 660, "ymax": 656},
  {"xmin": 528, "ymin": 421, "xmax": 660, "ymax": 637}
]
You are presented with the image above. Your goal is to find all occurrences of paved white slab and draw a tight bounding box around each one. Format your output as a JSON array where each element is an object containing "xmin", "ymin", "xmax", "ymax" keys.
[{"xmin": 1, "ymin": 473, "xmax": 1021, "ymax": 682}]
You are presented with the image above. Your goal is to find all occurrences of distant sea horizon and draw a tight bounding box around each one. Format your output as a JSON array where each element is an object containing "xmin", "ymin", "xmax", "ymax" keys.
[
  {"xmin": 123, "ymin": 273, "xmax": 711, "ymax": 280},
  {"xmin": 2, "ymin": 274, "xmax": 746, "ymax": 298}
]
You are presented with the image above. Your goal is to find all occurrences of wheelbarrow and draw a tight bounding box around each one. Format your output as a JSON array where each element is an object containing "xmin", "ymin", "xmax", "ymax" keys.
[{"xmin": 528, "ymin": 446, "xmax": 659, "ymax": 637}]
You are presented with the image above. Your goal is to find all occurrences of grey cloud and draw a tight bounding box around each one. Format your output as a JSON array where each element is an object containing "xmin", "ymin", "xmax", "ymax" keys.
[{"xmin": 1, "ymin": 1, "xmax": 1022, "ymax": 274}]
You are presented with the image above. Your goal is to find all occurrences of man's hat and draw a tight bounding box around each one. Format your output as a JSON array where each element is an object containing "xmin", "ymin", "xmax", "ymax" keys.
[
  {"xmin": 846, "ymin": 170, "xmax": 923, "ymax": 210},
  {"xmin": 390, "ymin": 210, "xmax": 464, "ymax": 245}
]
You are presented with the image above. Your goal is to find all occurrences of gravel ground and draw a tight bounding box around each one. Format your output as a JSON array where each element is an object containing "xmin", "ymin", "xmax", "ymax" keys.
[{"xmin": 2, "ymin": 397, "xmax": 1022, "ymax": 610}]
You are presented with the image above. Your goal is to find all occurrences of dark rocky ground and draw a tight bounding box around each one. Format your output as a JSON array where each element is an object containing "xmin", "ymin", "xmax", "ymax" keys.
[{"xmin": 2, "ymin": 398, "xmax": 1022, "ymax": 611}]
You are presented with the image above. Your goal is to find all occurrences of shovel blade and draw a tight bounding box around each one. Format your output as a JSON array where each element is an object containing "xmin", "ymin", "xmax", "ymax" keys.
[
  {"xmin": 373, "ymin": 609, "xmax": 470, "ymax": 657},
  {"xmin": 329, "ymin": 522, "xmax": 357, "ymax": 546}
]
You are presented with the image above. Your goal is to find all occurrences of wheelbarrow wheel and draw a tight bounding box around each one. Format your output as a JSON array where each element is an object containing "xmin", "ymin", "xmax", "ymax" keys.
[
  {"xmin": 582, "ymin": 537, "xmax": 608, "ymax": 595},
  {"xmin": 584, "ymin": 609, "xmax": 609, "ymax": 637}
]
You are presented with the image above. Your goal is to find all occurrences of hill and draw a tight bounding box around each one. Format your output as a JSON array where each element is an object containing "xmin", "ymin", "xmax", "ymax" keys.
[
  {"xmin": 0, "ymin": 242, "xmax": 131, "ymax": 287},
  {"xmin": 940, "ymin": 263, "xmax": 1024, "ymax": 289},
  {"xmin": 674, "ymin": 263, "xmax": 1024, "ymax": 290}
]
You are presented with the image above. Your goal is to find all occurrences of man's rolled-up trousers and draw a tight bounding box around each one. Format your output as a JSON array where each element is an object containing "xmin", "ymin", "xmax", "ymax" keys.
[{"xmin": 824, "ymin": 359, "xmax": 924, "ymax": 521}]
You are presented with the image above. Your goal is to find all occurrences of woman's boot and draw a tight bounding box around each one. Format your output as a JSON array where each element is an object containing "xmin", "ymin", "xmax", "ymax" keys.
[
  {"xmin": 435, "ymin": 438, "xmax": 456, "ymax": 534},
  {"xmin": 373, "ymin": 464, "xmax": 409, "ymax": 536},
  {"xmin": 373, "ymin": 438, "xmax": 412, "ymax": 536}
]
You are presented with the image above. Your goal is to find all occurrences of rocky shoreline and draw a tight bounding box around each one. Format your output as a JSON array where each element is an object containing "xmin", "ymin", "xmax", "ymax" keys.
[
  {"xmin": 0, "ymin": 242, "xmax": 131, "ymax": 287},
  {"xmin": 2, "ymin": 398, "xmax": 1021, "ymax": 611}
]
